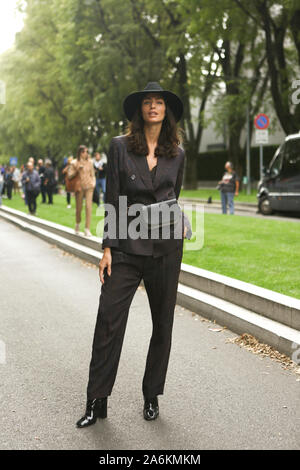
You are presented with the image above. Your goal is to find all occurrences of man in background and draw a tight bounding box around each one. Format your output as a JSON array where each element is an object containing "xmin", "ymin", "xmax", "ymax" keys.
[
  {"xmin": 37, "ymin": 159, "xmax": 46, "ymax": 203},
  {"xmin": 218, "ymin": 161, "xmax": 239, "ymax": 215},
  {"xmin": 93, "ymin": 152, "xmax": 107, "ymax": 206},
  {"xmin": 5, "ymin": 167, "xmax": 14, "ymax": 200},
  {"xmin": 44, "ymin": 159, "xmax": 56, "ymax": 205},
  {"xmin": 21, "ymin": 161, "xmax": 41, "ymax": 215}
]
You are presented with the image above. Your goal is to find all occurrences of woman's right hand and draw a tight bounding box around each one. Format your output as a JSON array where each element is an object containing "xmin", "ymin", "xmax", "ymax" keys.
[{"xmin": 99, "ymin": 248, "xmax": 112, "ymax": 284}]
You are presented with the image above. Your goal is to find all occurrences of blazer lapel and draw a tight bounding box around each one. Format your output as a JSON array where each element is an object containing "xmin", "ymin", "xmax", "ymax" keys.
[
  {"xmin": 127, "ymin": 151, "xmax": 173, "ymax": 192},
  {"xmin": 127, "ymin": 151, "xmax": 153, "ymax": 190}
]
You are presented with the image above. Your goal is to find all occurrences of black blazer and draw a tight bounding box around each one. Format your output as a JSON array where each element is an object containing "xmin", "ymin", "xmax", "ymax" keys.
[{"xmin": 102, "ymin": 135, "xmax": 185, "ymax": 257}]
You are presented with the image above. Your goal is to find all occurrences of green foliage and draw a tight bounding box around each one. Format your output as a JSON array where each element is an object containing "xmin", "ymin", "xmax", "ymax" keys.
[{"xmin": 0, "ymin": 0, "xmax": 299, "ymax": 183}]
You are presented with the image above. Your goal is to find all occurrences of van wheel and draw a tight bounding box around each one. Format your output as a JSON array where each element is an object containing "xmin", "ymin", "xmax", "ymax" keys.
[{"xmin": 259, "ymin": 196, "xmax": 273, "ymax": 215}]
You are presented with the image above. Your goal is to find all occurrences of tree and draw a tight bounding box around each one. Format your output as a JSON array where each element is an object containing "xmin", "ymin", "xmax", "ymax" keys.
[
  {"xmin": 127, "ymin": 0, "xmax": 220, "ymax": 188},
  {"xmin": 185, "ymin": 0, "xmax": 269, "ymax": 175},
  {"xmin": 234, "ymin": 0, "xmax": 300, "ymax": 135},
  {"xmin": 0, "ymin": 0, "xmax": 220, "ymax": 187}
]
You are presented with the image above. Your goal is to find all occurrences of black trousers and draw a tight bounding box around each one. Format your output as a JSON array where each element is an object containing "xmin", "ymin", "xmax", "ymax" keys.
[
  {"xmin": 87, "ymin": 241, "xmax": 183, "ymax": 400},
  {"xmin": 27, "ymin": 190, "xmax": 38, "ymax": 214},
  {"xmin": 40, "ymin": 182, "xmax": 46, "ymax": 203},
  {"xmin": 6, "ymin": 182, "xmax": 13, "ymax": 200},
  {"xmin": 46, "ymin": 185, "xmax": 54, "ymax": 204}
]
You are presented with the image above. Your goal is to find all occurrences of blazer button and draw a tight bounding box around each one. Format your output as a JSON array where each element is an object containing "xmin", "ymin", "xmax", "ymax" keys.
[{"xmin": 130, "ymin": 174, "xmax": 136, "ymax": 180}]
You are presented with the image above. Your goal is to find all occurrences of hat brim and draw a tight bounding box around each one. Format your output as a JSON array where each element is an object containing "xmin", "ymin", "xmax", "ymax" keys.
[{"xmin": 123, "ymin": 90, "xmax": 183, "ymax": 122}]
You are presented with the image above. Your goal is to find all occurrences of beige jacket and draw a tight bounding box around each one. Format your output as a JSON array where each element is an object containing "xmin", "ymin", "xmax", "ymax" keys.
[{"xmin": 72, "ymin": 158, "xmax": 95, "ymax": 191}]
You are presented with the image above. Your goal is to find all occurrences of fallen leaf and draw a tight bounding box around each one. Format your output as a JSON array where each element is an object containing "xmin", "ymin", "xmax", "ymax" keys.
[{"xmin": 225, "ymin": 333, "xmax": 299, "ymax": 375}]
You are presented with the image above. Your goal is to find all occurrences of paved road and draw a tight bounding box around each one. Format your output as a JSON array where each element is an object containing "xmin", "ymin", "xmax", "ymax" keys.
[{"xmin": 0, "ymin": 218, "xmax": 299, "ymax": 450}]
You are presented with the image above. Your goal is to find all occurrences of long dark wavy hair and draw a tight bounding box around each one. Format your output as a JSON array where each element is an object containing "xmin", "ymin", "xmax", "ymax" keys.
[
  {"xmin": 126, "ymin": 102, "xmax": 182, "ymax": 159},
  {"xmin": 76, "ymin": 145, "xmax": 87, "ymax": 160}
]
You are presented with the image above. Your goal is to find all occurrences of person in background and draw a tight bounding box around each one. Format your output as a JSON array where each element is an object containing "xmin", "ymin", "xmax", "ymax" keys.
[
  {"xmin": 218, "ymin": 161, "xmax": 239, "ymax": 215},
  {"xmin": 93, "ymin": 152, "xmax": 107, "ymax": 206},
  {"xmin": 21, "ymin": 161, "xmax": 41, "ymax": 215},
  {"xmin": 5, "ymin": 167, "xmax": 14, "ymax": 200},
  {"xmin": 62, "ymin": 156, "xmax": 73, "ymax": 208},
  {"xmin": 54, "ymin": 167, "xmax": 59, "ymax": 194},
  {"xmin": 0, "ymin": 166, "xmax": 4, "ymax": 206},
  {"xmin": 44, "ymin": 159, "xmax": 55, "ymax": 204},
  {"xmin": 20, "ymin": 164, "xmax": 28, "ymax": 205},
  {"xmin": 72, "ymin": 145, "xmax": 95, "ymax": 237},
  {"xmin": 12, "ymin": 166, "xmax": 21, "ymax": 195},
  {"xmin": 37, "ymin": 159, "xmax": 46, "ymax": 204},
  {"xmin": 2, "ymin": 165, "xmax": 8, "ymax": 198}
]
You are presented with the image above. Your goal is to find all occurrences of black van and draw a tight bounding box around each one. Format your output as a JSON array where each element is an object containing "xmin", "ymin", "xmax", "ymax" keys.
[{"xmin": 257, "ymin": 133, "xmax": 300, "ymax": 215}]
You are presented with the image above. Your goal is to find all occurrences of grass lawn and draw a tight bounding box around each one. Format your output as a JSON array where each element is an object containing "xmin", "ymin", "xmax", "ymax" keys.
[
  {"xmin": 181, "ymin": 188, "xmax": 258, "ymax": 203},
  {"xmin": 2, "ymin": 192, "xmax": 300, "ymax": 299},
  {"xmin": 1, "ymin": 192, "xmax": 105, "ymax": 237},
  {"xmin": 183, "ymin": 210, "xmax": 300, "ymax": 299}
]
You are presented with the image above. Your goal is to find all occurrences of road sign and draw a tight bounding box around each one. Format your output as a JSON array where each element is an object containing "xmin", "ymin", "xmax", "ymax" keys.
[
  {"xmin": 254, "ymin": 113, "xmax": 270, "ymax": 130},
  {"xmin": 255, "ymin": 129, "xmax": 269, "ymax": 144},
  {"xmin": 9, "ymin": 157, "xmax": 18, "ymax": 166},
  {"xmin": 254, "ymin": 114, "xmax": 270, "ymax": 180}
]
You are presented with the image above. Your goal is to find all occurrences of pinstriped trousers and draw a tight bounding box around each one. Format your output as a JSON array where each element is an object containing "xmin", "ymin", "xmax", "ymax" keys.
[{"xmin": 86, "ymin": 241, "xmax": 183, "ymax": 400}]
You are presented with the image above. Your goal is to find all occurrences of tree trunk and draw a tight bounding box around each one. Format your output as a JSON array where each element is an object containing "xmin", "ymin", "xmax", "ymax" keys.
[
  {"xmin": 228, "ymin": 133, "xmax": 243, "ymax": 178},
  {"xmin": 259, "ymin": 2, "xmax": 298, "ymax": 134},
  {"xmin": 183, "ymin": 141, "xmax": 198, "ymax": 189}
]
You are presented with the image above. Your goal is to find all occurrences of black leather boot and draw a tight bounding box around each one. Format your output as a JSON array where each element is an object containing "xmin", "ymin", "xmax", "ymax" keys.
[
  {"xmin": 76, "ymin": 397, "xmax": 107, "ymax": 428},
  {"xmin": 143, "ymin": 396, "xmax": 159, "ymax": 421}
]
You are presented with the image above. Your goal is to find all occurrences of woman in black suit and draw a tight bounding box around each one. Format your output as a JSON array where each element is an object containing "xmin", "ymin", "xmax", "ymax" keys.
[{"xmin": 76, "ymin": 82, "xmax": 189, "ymax": 428}]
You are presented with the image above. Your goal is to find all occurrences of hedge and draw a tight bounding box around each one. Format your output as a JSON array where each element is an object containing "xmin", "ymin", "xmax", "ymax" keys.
[{"xmin": 197, "ymin": 145, "xmax": 279, "ymax": 181}]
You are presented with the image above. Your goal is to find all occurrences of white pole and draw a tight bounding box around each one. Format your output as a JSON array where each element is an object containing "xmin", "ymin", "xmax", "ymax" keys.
[
  {"xmin": 259, "ymin": 144, "xmax": 263, "ymax": 180},
  {"xmin": 246, "ymin": 105, "xmax": 251, "ymax": 195}
]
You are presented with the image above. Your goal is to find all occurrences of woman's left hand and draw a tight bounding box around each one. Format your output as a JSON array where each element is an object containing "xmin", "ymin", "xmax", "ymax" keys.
[{"xmin": 184, "ymin": 226, "xmax": 187, "ymax": 238}]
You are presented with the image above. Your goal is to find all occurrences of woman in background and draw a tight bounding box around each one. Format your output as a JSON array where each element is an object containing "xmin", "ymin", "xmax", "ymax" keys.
[
  {"xmin": 72, "ymin": 145, "xmax": 95, "ymax": 237},
  {"xmin": 62, "ymin": 156, "xmax": 74, "ymax": 209}
]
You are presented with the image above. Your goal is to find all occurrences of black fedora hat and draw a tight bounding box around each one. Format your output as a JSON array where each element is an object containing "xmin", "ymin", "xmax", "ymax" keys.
[{"xmin": 123, "ymin": 82, "xmax": 184, "ymax": 122}]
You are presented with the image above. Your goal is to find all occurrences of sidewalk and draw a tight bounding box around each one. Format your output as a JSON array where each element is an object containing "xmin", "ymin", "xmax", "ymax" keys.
[{"xmin": 179, "ymin": 196, "xmax": 257, "ymax": 210}]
